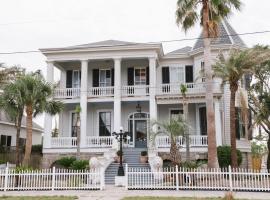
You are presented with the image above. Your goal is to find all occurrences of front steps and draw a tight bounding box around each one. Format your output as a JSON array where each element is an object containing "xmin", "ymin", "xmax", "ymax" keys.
[{"xmin": 105, "ymin": 148, "xmax": 150, "ymax": 185}]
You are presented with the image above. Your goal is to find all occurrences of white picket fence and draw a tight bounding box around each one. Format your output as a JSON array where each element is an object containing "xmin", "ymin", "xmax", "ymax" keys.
[
  {"xmin": 126, "ymin": 165, "xmax": 270, "ymax": 192},
  {"xmin": 0, "ymin": 167, "xmax": 104, "ymax": 191}
]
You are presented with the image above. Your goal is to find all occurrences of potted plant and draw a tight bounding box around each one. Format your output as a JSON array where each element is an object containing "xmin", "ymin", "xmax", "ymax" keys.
[
  {"xmin": 114, "ymin": 150, "xmax": 123, "ymax": 163},
  {"xmin": 140, "ymin": 151, "xmax": 148, "ymax": 163},
  {"xmin": 251, "ymin": 142, "xmax": 266, "ymax": 171}
]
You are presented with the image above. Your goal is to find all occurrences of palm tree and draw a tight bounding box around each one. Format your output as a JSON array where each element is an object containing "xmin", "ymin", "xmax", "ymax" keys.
[
  {"xmin": 74, "ymin": 105, "xmax": 81, "ymax": 159},
  {"xmin": 17, "ymin": 72, "xmax": 63, "ymax": 166},
  {"xmin": 176, "ymin": 0, "xmax": 242, "ymax": 168},
  {"xmin": 213, "ymin": 47, "xmax": 270, "ymax": 167},
  {"xmin": 180, "ymin": 84, "xmax": 190, "ymax": 161}
]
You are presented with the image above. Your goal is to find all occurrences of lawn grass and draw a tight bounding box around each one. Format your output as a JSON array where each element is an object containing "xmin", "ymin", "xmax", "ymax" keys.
[
  {"xmin": 0, "ymin": 196, "xmax": 77, "ymax": 200},
  {"xmin": 122, "ymin": 197, "xmax": 242, "ymax": 200}
]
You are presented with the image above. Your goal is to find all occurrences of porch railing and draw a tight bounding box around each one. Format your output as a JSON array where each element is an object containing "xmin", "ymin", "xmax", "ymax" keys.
[
  {"xmin": 157, "ymin": 82, "xmax": 221, "ymax": 95},
  {"xmin": 155, "ymin": 135, "xmax": 208, "ymax": 148},
  {"xmin": 54, "ymin": 88, "xmax": 80, "ymax": 99},
  {"xmin": 88, "ymin": 86, "xmax": 114, "ymax": 97},
  {"xmin": 122, "ymin": 85, "xmax": 149, "ymax": 96},
  {"xmin": 86, "ymin": 136, "xmax": 113, "ymax": 148},
  {"xmin": 51, "ymin": 137, "xmax": 77, "ymax": 148}
]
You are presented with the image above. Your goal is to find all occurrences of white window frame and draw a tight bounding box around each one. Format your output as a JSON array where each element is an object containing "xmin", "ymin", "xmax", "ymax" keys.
[
  {"xmin": 99, "ymin": 69, "xmax": 111, "ymax": 87},
  {"xmin": 72, "ymin": 70, "xmax": 81, "ymax": 88},
  {"xmin": 201, "ymin": 61, "xmax": 206, "ymax": 82},
  {"xmin": 169, "ymin": 108, "xmax": 184, "ymax": 120},
  {"xmin": 96, "ymin": 109, "xmax": 113, "ymax": 137},
  {"xmin": 169, "ymin": 66, "xmax": 185, "ymax": 84},
  {"xmin": 69, "ymin": 110, "xmax": 79, "ymax": 137},
  {"xmin": 134, "ymin": 67, "xmax": 146, "ymax": 85}
]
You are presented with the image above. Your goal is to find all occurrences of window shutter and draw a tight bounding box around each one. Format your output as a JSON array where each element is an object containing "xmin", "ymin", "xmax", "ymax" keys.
[
  {"xmin": 111, "ymin": 68, "xmax": 114, "ymax": 86},
  {"xmin": 146, "ymin": 67, "xmax": 149, "ymax": 85},
  {"xmin": 93, "ymin": 69, "xmax": 99, "ymax": 87},
  {"xmin": 185, "ymin": 65, "xmax": 193, "ymax": 83},
  {"xmin": 248, "ymin": 109, "xmax": 252, "ymax": 140},
  {"xmin": 127, "ymin": 67, "xmax": 134, "ymax": 85},
  {"xmin": 66, "ymin": 70, "xmax": 73, "ymax": 88},
  {"xmin": 235, "ymin": 107, "xmax": 240, "ymax": 140},
  {"xmin": 162, "ymin": 67, "xmax": 170, "ymax": 84}
]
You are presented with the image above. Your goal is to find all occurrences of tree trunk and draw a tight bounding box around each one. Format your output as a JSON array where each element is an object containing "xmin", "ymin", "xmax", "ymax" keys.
[
  {"xmin": 267, "ymin": 134, "xmax": 270, "ymax": 170},
  {"xmin": 230, "ymin": 85, "xmax": 238, "ymax": 168},
  {"xmin": 202, "ymin": 0, "xmax": 218, "ymax": 168},
  {"xmin": 183, "ymin": 101, "xmax": 190, "ymax": 162},
  {"xmin": 22, "ymin": 105, "xmax": 33, "ymax": 166},
  {"xmin": 76, "ymin": 115, "xmax": 81, "ymax": 160},
  {"xmin": 15, "ymin": 113, "xmax": 23, "ymax": 167},
  {"xmin": 170, "ymin": 137, "xmax": 181, "ymax": 166}
]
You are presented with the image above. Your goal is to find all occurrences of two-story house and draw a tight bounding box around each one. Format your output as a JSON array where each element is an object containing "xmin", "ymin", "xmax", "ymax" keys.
[{"xmin": 40, "ymin": 20, "xmax": 251, "ymax": 168}]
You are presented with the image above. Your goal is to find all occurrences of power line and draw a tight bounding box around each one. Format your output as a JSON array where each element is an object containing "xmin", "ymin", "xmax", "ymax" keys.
[{"xmin": 0, "ymin": 30, "xmax": 270, "ymax": 55}]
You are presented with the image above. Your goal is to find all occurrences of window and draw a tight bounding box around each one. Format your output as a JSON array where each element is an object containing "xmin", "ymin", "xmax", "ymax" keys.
[
  {"xmin": 71, "ymin": 112, "xmax": 79, "ymax": 137},
  {"xmin": 170, "ymin": 67, "xmax": 184, "ymax": 83},
  {"xmin": 236, "ymin": 108, "xmax": 246, "ymax": 139},
  {"xmin": 201, "ymin": 62, "xmax": 206, "ymax": 82},
  {"xmin": 72, "ymin": 70, "xmax": 81, "ymax": 88},
  {"xmin": 134, "ymin": 67, "xmax": 146, "ymax": 85},
  {"xmin": 99, "ymin": 112, "xmax": 111, "ymax": 136},
  {"xmin": 99, "ymin": 69, "xmax": 111, "ymax": 87},
  {"xmin": 0, "ymin": 135, "xmax": 11, "ymax": 147},
  {"xmin": 170, "ymin": 109, "xmax": 183, "ymax": 120}
]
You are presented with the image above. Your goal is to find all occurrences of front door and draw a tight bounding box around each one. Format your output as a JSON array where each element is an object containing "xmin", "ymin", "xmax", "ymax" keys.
[{"xmin": 135, "ymin": 120, "xmax": 147, "ymax": 148}]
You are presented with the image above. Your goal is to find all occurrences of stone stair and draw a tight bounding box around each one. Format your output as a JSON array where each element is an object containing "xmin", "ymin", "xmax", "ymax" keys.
[{"xmin": 105, "ymin": 148, "xmax": 150, "ymax": 185}]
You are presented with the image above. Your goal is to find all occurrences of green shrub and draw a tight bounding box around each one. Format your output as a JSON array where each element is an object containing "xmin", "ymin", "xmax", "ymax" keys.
[
  {"xmin": 217, "ymin": 146, "xmax": 242, "ymax": 168},
  {"xmin": 0, "ymin": 159, "xmax": 6, "ymax": 164},
  {"xmin": 181, "ymin": 161, "xmax": 198, "ymax": 169},
  {"xmin": 15, "ymin": 166, "xmax": 34, "ymax": 173},
  {"xmin": 70, "ymin": 160, "xmax": 89, "ymax": 170},
  {"xmin": 116, "ymin": 150, "xmax": 123, "ymax": 156},
  {"xmin": 56, "ymin": 157, "xmax": 76, "ymax": 168},
  {"xmin": 31, "ymin": 144, "xmax": 42, "ymax": 154},
  {"xmin": 141, "ymin": 151, "xmax": 147, "ymax": 156}
]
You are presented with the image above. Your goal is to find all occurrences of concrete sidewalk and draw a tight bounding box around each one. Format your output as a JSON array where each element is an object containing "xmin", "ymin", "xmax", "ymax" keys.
[{"xmin": 0, "ymin": 186, "xmax": 269, "ymax": 200}]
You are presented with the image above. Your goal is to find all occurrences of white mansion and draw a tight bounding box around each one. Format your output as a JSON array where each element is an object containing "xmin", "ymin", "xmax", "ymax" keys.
[{"xmin": 40, "ymin": 20, "xmax": 251, "ymax": 168}]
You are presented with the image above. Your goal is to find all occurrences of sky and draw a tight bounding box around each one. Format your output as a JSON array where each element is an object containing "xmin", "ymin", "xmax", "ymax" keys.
[{"xmin": 0, "ymin": 0, "xmax": 269, "ymax": 127}]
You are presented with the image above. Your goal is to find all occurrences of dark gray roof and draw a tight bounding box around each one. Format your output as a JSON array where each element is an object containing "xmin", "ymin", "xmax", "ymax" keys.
[
  {"xmin": 0, "ymin": 110, "xmax": 43, "ymax": 131},
  {"xmin": 193, "ymin": 20, "xmax": 246, "ymax": 50},
  {"xmin": 67, "ymin": 40, "xmax": 139, "ymax": 48},
  {"xmin": 167, "ymin": 46, "xmax": 192, "ymax": 55}
]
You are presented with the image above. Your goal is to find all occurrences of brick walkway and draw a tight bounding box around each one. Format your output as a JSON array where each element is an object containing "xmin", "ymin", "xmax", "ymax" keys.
[{"xmin": 0, "ymin": 186, "xmax": 269, "ymax": 200}]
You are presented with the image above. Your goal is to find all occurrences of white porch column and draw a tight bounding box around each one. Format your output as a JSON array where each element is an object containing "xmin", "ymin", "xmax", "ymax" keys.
[
  {"xmin": 44, "ymin": 61, "xmax": 54, "ymax": 149},
  {"xmin": 113, "ymin": 58, "xmax": 122, "ymax": 133},
  {"xmin": 214, "ymin": 99, "xmax": 222, "ymax": 146},
  {"xmin": 149, "ymin": 57, "xmax": 157, "ymax": 122},
  {"xmin": 80, "ymin": 60, "xmax": 88, "ymax": 148}
]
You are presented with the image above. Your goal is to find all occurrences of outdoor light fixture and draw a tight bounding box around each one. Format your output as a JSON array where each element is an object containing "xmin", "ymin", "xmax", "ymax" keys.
[{"xmin": 136, "ymin": 102, "xmax": 142, "ymax": 113}]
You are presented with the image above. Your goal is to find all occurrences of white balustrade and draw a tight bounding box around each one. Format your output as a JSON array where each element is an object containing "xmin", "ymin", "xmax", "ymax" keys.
[
  {"xmin": 122, "ymin": 85, "xmax": 149, "ymax": 96},
  {"xmin": 88, "ymin": 87, "xmax": 114, "ymax": 97},
  {"xmin": 54, "ymin": 88, "xmax": 80, "ymax": 99},
  {"xmin": 86, "ymin": 136, "xmax": 113, "ymax": 148},
  {"xmin": 155, "ymin": 135, "xmax": 208, "ymax": 148},
  {"xmin": 158, "ymin": 82, "xmax": 221, "ymax": 95},
  {"xmin": 51, "ymin": 137, "xmax": 77, "ymax": 148}
]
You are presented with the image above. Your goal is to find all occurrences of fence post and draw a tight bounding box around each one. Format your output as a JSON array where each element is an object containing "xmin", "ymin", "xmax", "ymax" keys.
[
  {"xmin": 52, "ymin": 166, "xmax": 56, "ymax": 191},
  {"xmin": 228, "ymin": 165, "xmax": 233, "ymax": 192},
  {"xmin": 175, "ymin": 165, "xmax": 179, "ymax": 191},
  {"xmin": 100, "ymin": 167, "xmax": 105, "ymax": 190},
  {"xmin": 125, "ymin": 163, "xmax": 128, "ymax": 190},
  {"xmin": 4, "ymin": 166, "xmax": 8, "ymax": 192}
]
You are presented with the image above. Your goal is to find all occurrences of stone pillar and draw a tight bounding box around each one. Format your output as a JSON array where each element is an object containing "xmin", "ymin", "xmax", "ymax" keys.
[
  {"xmin": 43, "ymin": 61, "xmax": 54, "ymax": 149},
  {"xmin": 149, "ymin": 57, "xmax": 157, "ymax": 122},
  {"xmin": 80, "ymin": 60, "xmax": 88, "ymax": 148},
  {"xmin": 214, "ymin": 99, "xmax": 222, "ymax": 146}
]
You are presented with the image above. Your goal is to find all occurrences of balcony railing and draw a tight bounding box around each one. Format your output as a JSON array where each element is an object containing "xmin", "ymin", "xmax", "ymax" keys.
[
  {"xmin": 86, "ymin": 136, "xmax": 113, "ymax": 148},
  {"xmin": 88, "ymin": 87, "xmax": 114, "ymax": 97},
  {"xmin": 54, "ymin": 88, "xmax": 80, "ymax": 99},
  {"xmin": 51, "ymin": 137, "xmax": 77, "ymax": 148},
  {"xmin": 157, "ymin": 82, "xmax": 221, "ymax": 95},
  {"xmin": 122, "ymin": 85, "xmax": 149, "ymax": 96},
  {"xmin": 155, "ymin": 135, "xmax": 208, "ymax": 148}
]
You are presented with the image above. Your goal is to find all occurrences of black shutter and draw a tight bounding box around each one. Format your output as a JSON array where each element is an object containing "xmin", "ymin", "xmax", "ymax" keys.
[
  {"xmin": 235, "ymin": 107, "xmax": 240, "ymax": 140},
  {"xmin": 185, "ymin": 65, "xmax": 193, "ymax": 83},
  {"xmin": 111, "ymin": 68, "xmax": 114, "ymax": 86},
  {"xmin": 127, "ymin": 67, "xmax": 134, "ymax": 85},
  {"xmin": 93, "ymin": 69, "xmax": 99, "ymax": 87},
  {"xmin": 66, "ymin": 70, "xmax": 73, "ymax": 88},
  {"xmin": 248, "ymin": 109, "xmax": 252, "ymax": 140},
  {"xmin": 146, "ymin": 67, "xmax": 149, "ymax": 85},
  {"xmin": 162, "ymin": 67, "xmax": 170, "ymax": 84}
]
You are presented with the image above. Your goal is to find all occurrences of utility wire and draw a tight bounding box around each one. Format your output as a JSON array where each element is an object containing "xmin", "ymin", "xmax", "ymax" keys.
[{"xmin": 0, "ymin": 30, "xmax": 269, "ymax": 55}]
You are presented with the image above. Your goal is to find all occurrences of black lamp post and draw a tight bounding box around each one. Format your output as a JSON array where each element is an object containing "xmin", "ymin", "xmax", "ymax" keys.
[{"xmin": 112, "ymin": 127, "xmax": 129, "ymax": 176}]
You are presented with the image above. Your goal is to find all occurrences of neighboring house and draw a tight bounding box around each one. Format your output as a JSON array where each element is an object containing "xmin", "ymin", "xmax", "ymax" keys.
[
  {"xmin": 0, "ymin": 110, "xmax": 43, "ymax": 148},
  {"xmin": 40, "ymin": 20, "xmax": 252, "ymax": 168}
]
